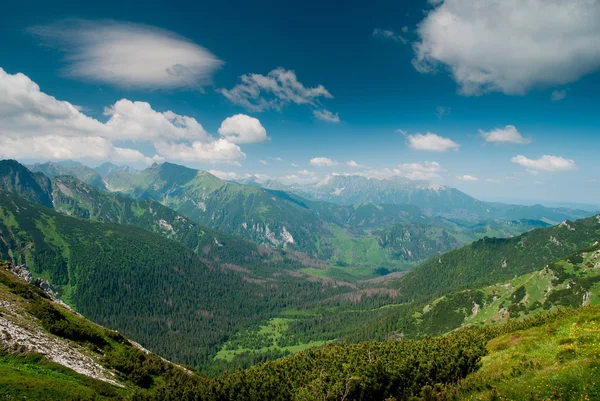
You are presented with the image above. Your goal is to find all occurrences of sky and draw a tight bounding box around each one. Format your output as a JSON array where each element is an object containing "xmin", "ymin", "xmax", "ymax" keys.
[{"xmin": 0, "ymin": 0, "xmax": 599, "ymax": 204}]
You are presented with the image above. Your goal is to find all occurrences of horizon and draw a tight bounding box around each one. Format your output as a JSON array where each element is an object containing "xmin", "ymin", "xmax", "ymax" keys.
[{"xmin": 10, "ymin": 157, "xmax": 600, "ymax": 209}]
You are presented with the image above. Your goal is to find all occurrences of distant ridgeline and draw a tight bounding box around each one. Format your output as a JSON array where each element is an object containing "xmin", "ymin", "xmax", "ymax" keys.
[{"xmin": 19, "ymin": 159, "xmax": 595, "ymax": 272}]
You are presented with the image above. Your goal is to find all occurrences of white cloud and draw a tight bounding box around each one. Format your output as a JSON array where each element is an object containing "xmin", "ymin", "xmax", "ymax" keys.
[
  {"xmin": 346, "ymin": 160, "xmax": 367, "ymax": 168},
  {"xmin": 219, "ymin": 67, "xmax": 333, "ymax": 112},
  {"xmin": 259, "ymin": 160, "xmax": 269, "ymax": 165},
  {"xmin": 413, "ymin": 0, "xmax": 600, "ymax": 95},
  {"xmin": 154, "ymin": 139, "xmax": 245, "ymax": 164},
  {"xmin": 310, "ymin": 157, "xmax": 338, "ymax": 167},
  {"xmin": 372, "ymin": 28, "xmax": 408, "ymax": 44},
  {"xmin": 0, "ymin": 135, "xmax": 157, "ymax": 164},
  {"xmin": 551, "ymin": 89, "xmax": 568, "ymax": 102},
  {"xmin": 104, "ymin": 100, "xmax": 211, "ymax": 142},
  {"xmin": 511, "ymin": 154, "xmax": 577, "ymax": 172},
  {"xmin": 298, "ymin": 169, "xmax": 315, "ymax": 176},
  {"xmin": 313, "ymin": 109, "xmax": 340, "ymax": 123},
  {"xmin": 208, "ymin": 170, "xmax": 246, "ymax": 180},
  {"xmin": 457, "ymin": 174, "xmax": 479, "ymax": 181},
  {"xmin": 406, "ymin": 132, "xmax": 459, "ymax": 152},
  {"xmin": 396, "ymin": 161, "xmax": 442, "ymax": 180},
  {"xmin": 217, "ymin": 114, "xmax": 268, "ymax": 144},
  {"xmin": 480, "ymin": 125, "xmax": 531, "ymax": 144},
  {"xmin": 271, "ymin": 157, "xmax": 283, "ymax": 161},
  {"xmin": 290, "ymin": 163, "xmax": 299, "ymax": 167},
  {"xmin": 359, "ymin": 161, "xmax": 442, "ymax": 181},
  {"xmin": 29, "ymin": 20, "xmax": 222, "ymax": 90},
  {"xmin": 0, "ymin": 67, "xmax": 250, "ymax": 165}
]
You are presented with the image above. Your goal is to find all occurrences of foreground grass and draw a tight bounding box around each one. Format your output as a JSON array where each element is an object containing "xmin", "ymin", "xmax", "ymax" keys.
[
  {"xmin": 0, "ymin": 352, "xmax": 122, "ymax": 400},
  {"xmin": 454, "ymin": 306, "xmax": 600, "ymax": 400}
]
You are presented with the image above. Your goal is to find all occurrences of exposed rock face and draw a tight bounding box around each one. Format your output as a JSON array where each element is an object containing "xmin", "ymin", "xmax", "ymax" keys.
[
  {"xmin": 0, "ymin": 310, "xmax": 122, "ymax": 387},
  {"xmin": 0, "ymin": 262, "xmax": 122, "ymax": 386}
]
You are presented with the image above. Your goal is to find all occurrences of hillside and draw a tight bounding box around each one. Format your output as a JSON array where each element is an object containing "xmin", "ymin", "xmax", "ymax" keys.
[
  {"xmin": 50, "ymin": 175, "xmax": 293, "ymax": 267},
  {"xmin": 0, "ymin": 190, "xmax": 351, "ymax": 367},
  {"xmin": 2, "ymin": 266, "xmax": 596, "ymax": 401},
  {"xmin": 390, "ymin": 215, "xmax": 600, "ymax": 302}
]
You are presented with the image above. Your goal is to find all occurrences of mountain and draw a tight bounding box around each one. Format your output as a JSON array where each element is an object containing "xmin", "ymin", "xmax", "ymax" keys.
[
  {"xmin": 2, "ymin": 262, "xmax": 595, "ymax": 401},
  {"xmin": 4, "ymin": 160, "xmax": 578, "ymax": 276},
  {"xmin": 0, "ymin": 190, "xmax": 350, "ymax": 367},
  {"xmin": 0, "ymin": 159, "xmax": 53, "ymax": 208},
  {"xmin": 50, "ymin": 175, "xmax": 288, "ymax": 267},
  {"xmin": 28, "ymin": 161, "xmax": 107, "ymax": 191},
  {"xmin": 390, "ymin": 215, "xmax": 600, "ymax": 302},
  {"xmin": 271, "ymin": 174, "xmax": 593, "ymax": 224},
  {"xmin": 3, "ymin": 161, "xmax": 294, "ymax": 269},
  {"xmin": 103, "ymin": 162, "xmax": 337, "ymax": 256},
  {"xmin": 94, "ymin": 162, "xmax": 139, "ymax": 177},
  {"xmin": 236, "ymin": 175, "xmax": 289, "ymax": 191},
  {"xmin": 285, "ymin": 174, "xmax": 492, "ymax": 218}
]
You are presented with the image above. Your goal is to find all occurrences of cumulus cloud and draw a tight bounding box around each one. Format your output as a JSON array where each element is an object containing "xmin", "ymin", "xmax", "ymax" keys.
[
  {"xmin": 313, "ymin": 109, "xmax": 340, "ymax": 123},
  {"xmin": 219, "ymin": 67, "xmax": 333, "ymax": 112},
  {"xmin": 310, "ymin": 157, "xmax": 338, "ymax": 167},
  {"xmin": 551, "ymin": 89, "xmax": 568, "ymax": 102},
  {"xmin": 396, "ymin": 161, "xmax": 442, "ymax": 180},
  {"xmin": 208, "ymin": 170, "xmax": 248, "ymax": 180},
  {"xmin": 217, "ymin": 114, "xmax": 268, "ymax": 144},
  {"xmin": 154, "ymin": 139, "xmax": 245, "ymax": 164},
  {"xmin": 104, "ymin": 100, "xmax": 211, "ymax": 142},
  {"xmin": 372, "ymin": 28, "xmax": 408, "ymax": 44},
  {"xmin": 0, "ymin": 135, "xmax": 158, "ymax": 164},
  {"xmin": 413, "ymin": 0, "xmax": 600, "ymax": 95},
  {"xmin": 457, "ymin": 174, "xmax": 479, "ymax": 181},
  {"xmin": 359, "ymin": 161, "xmax": 443, "ymax": 181},
  {"xmin": 29, "ymin": 20, "xmax": 222, "ymax": 90},
  {"xmin": 511, "ymin": 155, "xmax": 577, "ymax": 173},
  {"xmin": 480, "ymin": 125, "xmax": 531, "ymax": 144},
  {"xmin": 0, "ymin": 68, "xmax": 252, "ymax": 165},
  {"xmin": 346, "ymin": 160, "xmax": 367, "ymax": 168},
  {"xmin": 406, "ymin": 132, "xmax": 459, "ymax": 152}
]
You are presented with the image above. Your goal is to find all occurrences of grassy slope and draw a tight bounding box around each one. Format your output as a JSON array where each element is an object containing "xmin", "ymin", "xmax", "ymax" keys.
[{"xmin": 453, "ymin": 306, "xmax": 600, "ymax": 400}]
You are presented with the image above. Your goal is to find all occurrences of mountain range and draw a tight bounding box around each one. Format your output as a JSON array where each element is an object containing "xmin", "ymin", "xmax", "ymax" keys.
[
  {"xmin": 5, "ymin": 160, "xmax": 595, "ymax": 276},
  {"xmin": 240, "ymin": 173, "xmax": 593, "ymax": 224}
]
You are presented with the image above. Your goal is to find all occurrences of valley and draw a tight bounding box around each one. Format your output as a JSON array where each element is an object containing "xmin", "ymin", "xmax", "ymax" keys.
[{"xmin": 1, "ymin": 159, "xmax": 599, "ymax": 398}]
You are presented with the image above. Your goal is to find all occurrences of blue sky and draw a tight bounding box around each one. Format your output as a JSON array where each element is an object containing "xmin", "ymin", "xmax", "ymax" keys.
[{"xmin": 1, "ymin": 0, "xmax": 599, "ymax": 204}]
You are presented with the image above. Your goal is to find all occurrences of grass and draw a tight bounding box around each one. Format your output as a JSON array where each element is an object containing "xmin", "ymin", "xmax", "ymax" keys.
[
  {"xmin": 0, "ymin": 353, "xmax": 122, "ymax": 400},
  {"xmin": 214, "ymin": 318, "xmax": 333, "ymax": 362},
  {"xmin": 455, "ymin": 306, "xmax": 600, "ymax": 400}
]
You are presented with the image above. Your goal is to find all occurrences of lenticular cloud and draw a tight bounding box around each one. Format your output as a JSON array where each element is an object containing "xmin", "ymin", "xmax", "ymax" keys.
[{"xmin": 29, "ymin": 20, "xmax": 223, "ymax": 90}]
